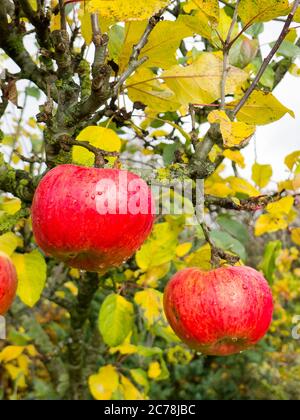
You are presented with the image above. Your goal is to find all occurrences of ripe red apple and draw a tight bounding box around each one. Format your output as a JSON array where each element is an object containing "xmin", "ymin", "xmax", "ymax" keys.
[
  {"xmin": 31, "ymin": 164, "xmax": 155, "ymax": 272},
  {"xmin": 164, "ymin": 266, "xmax": 273, "ymax": 356},
  {"xmin": 0, "ymin": 252, "xmax": 18, "ymax": 315}
]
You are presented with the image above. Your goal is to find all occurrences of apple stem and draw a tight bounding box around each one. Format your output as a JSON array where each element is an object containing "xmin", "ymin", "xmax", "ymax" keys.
[{"xmin": 200, "ymin": 221, "xmax": 240, "ymax": 268}]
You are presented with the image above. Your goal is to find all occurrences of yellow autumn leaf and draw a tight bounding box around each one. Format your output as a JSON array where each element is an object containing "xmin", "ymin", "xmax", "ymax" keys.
[
  {"xmin": 88, "ymin": 0, "xmax": 168, "ymax": 21},
  {"xmin": 208, "ymin": 110, "xmax": 256, "ymax": 148},
  {"xmin": 109, "ymin": 334, "xmax": 137, "ymax": 355},
  {"xmin": 120, "ymin": 374, "xmax": 144, "ymax": 400},
  {"xmin": 127, "ymin": 68, "xmax": 180, "ymax": 113},
  {"xmin": 89, "ymin": 365, "xmax": 119, "ymax": 400},
  {"xmin": 0, "ymin": 346, "xmax": 25, "ymax": 363},
  {"xmin": 185, "ymin": 243, "xmax": 211, "ymax": 271},
  {"xmin": 12, "ymin": 250, "xmax": 47, "ymax": 308},
  {"xmin": 0, "ymin": 232, "xmax": 23, "ymax": 257},
  {"xmin": 233, "ymin": 91, "xmax": 295, "ymax": 126},
  {"xmin": 176, "ymin": 242, "xmax": 193, "ymax": 257},
  {"xmin": 73, "ymin": 126, "xmax": 121, "ymax": 167},
  {"xmin": 238, "ymin": 0, "xmax": 289, "ymax": 24},
  {"xmin": 266, "ymin": 196, "xmax": 294, "ymax": 216},
  {"xmin": 5, "ymin": 364, "xmax": 26, "ymax": 388},
  {"xmin": 136, "ymin": 222, "xmax": 179, "ymax": 271},
  {"xmin": 50, "ymin": 13, "xmax": 61, "ymax": 32},
  {"xmin": 285, "ymin": 150, "xmax": 300, "ymax": 171},
  {"xmin": 228, "ymin": 177, "xmax": 260, "ymax": 197},
  {"xmin": 184, "ymin": 0, "xmax": 220, "ymax": 24},
  {"xmin": 1, "ymin": 197, "xmax": 21, "ymax": 215},
  {"xmin": 291, "ymin": 228, "xmax": 300, "ymax": 246},
  {"xmin": 223, "ymin": 150, "xmax": 246, "ymax": 168},
  {"xmin": 134, "ymin": 288, "xmax": 164, "ymax": 326},
  {"xmin": 255, "ymin": 213, "xmax": 288, "ymax": 236},
  {"xmin": 148, "ymin": 361, "xmax": 162, "ymax": 379},
  {"xmin": 163, "ymin": 53, "xmax": 248, "ymax": 107},
  {"xmin": 137, "ymin": 263, "xmax": 170, "ymax": 288},
  {"xmin": 252, "ymin": 163, "xmax": 273, "ymax": 188}
]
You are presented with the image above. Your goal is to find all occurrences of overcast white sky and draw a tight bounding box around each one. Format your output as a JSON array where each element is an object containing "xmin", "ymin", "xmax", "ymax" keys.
[{"xmin": 1, "ymin": 20, "xmax": 299, "ymax": 182}]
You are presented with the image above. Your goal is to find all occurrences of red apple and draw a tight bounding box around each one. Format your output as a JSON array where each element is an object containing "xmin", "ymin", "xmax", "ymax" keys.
[
  {"xmin": 32, "ymin": 164, "xmax": 155, "ymax": 272},
  {"xmin": 0, "ymin": 252, "xmax": 18, "ymax": 315},
  {"xmin": 164, "ymin": 266, "xmax": 273, "ymax": 356}
]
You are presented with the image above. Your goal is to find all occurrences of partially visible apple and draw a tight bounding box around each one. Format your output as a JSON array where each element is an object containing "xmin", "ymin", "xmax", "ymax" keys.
[
  {"xmin": 31, "ymin": 164, "xmax": 155, "ymax": 272},
  {"xmin": 163, "ymin": 266, "xmax": 273, "ymax": 356},
  {"xmin": 0, "ymin": 252, "xmax": 18, "ymax": 315}
]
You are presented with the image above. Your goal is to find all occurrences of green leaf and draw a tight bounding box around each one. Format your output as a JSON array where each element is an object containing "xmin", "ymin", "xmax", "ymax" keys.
[
  {"xmin": 210, "ymin": 231, "xmax": 247, "ymax": 261},
  {"xmin": 270, "ymin": 40, "xmax": 300, "ymax": 59},
  {"xmin": 217, "ymin": 214, "xmax": 249, "ymax": 244},
  {"xmin": 260, "ymin": 240, "xmax": 282, "ymax": 284},
  {"xmin": 12, "ymin": 250, "xmax": 47, "ymax": 307},
  {"xmin": 98, "ymin": 294, "xmax": 134, "ymax": 347}
]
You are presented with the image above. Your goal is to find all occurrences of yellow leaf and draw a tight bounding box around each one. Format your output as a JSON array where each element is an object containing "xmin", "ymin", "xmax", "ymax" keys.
[
  {"xmin": 228, "ymin": 177, "xmax": 260, "ymax": 197},
  {"xmin": 148, "ymin": 361, "xmax": 162, "ymax": 379},
  {"xmin": 1, "ymin": 197, "xmax": 21, "ymax": 215},
  {"xmin": 0, "ymin": 346, "xmax": 24, "ymax": 363},
  {"xmin": 5, "ymin": 364, "xmax": 26, "ymax": 388},
  {"xmin": 88, "ymin": 0, "xmax": 168, "ymax": 21},
  {"xmin": 0, "ymin": 232, "xmax": 23, "ymax": 256},
  {"xmin": 120, "ymin": 374, "xmax": 144, "ymax": 400},
  {"xmin": 255, "ymin": 213, "xmax": 288, "ymax": 236},
  {"xmin": 233, "ymin": 91, "xmax": 295, "ymax": 125},
  {"xmin": 252, "ymin": 163, "xmax": 273, "ymax": 188},
  {"xmin": 266, "ymin": 196, "xmax": 294, "ymax": 216},
  {"xmin": 136, "ymin": 222, "xmax": 179, "ymax": 271},
  {"xmin": 89, "ymin": 365, "xmax": 119, "ymax": 400},
  {"xmin": 134, "ymin": 288, "xmax": 163, "ymax": 326},
  {"xmin": 73, "ymin": 126, "xmax": 121, "ymax": 167},
  {"xmin": 12, "ymin": 250, "xmax": 47, "ymax": 307},
  {"xmin": 238, "ymin": 0, "xmax": 289, "ymax": 24},
  {"xmin": 79, "ymin": 8, "xmax": 93, "ymax": 45},
  {"xmin": 109, "ymin": 334, "xmax": 137, "ymax": 355},
  {"xmin": 137, "ymin": 263, "xmax": 170, "ymax": 288},
  {"xmin": 176, "ymin": 242, "xmax": 192, "ymax": 257},
  {"xmin": 50, "ymin": 13, "xmax": 61, "ymax": 32},
  {"xmin": 185, "ymin": 243, "xmax": 211, "ymax": 271},
  {"xmin": 285, "ymin": 150, "xmax": 300, "ymax": 171},
  {"xmin": 291, "ymin": 228, "xmax": 300, "ymax": 246},
  {"xmin": 223, "ymin": 150, "xmax": 246, "ymax": 168},
  {"xmin": 127, "ymin": 68, "xmax": 180, "ymax": 113},
  {"xmin": 208, "ymin": 110, "xmax": 256, "ymax": 148},
  {"xmin": 163, "ymin": 53, "xmax": 248, "ymax": 107},
  {"xmin": 184, "ymin": 0, "xmax": 220, "ymax": 24}
]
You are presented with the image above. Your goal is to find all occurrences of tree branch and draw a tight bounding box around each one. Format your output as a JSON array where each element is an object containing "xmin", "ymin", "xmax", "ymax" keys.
[
  {"xmin": 233, "ymin": 0, "xmax": 300, "ymax": 117},
  {"xmin": 113, "ymin": 8, "xmax": 166, "ymax": 94}
]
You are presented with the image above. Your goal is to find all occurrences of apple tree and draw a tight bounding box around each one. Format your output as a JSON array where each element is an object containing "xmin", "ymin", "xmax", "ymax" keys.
[{"xmin": 1, "ymin": 0, "xmax": 300, "ymax": 400}]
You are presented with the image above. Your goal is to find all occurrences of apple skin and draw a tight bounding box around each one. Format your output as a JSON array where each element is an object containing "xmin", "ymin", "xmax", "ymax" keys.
[
  {"xmin": 0, "ymin": 252, "xmax": 18, "ymax": 315},
  {"xmin": 32, "ymin": 164, "xmax": 155, "ymax": 272},
  {"xmin": 163, "ymin": 266, "xmax": 273, "ymax": 356}
]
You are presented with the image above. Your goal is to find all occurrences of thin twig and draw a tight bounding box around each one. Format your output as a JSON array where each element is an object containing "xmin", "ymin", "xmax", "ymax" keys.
[
  {"xmin": 113, "ymin": 7, "xmax": 167, "ymax": 94},
  {"xmin": 220, "ymin": 0, "xmax": 241, "ymax": 110},
  {"xmin": 233, "ymin": 0, "xmax": 300, "ymax": 117}
]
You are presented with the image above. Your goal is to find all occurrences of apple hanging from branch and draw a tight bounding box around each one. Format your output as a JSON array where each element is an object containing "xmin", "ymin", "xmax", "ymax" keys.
[
  {"xmin": 0, "ymin": 252, "xmax": 18, "ymax": 315},
  {"xmin": 164, "ymin": 266, "xmax": 273, "ymax": 356},
  {"xmin": 32, "ymin": 164, "xmax": 155, "ymax": 273}
]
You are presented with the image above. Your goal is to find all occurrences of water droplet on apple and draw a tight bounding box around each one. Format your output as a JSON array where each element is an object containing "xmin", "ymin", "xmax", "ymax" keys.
[
  {"xmin": 85, "ymin": 192, "xmax": 89, "ymax": 198},
  {"xmin": 196, "ymin": 352, "xmax": 202, "ymax": 356},
  {"xmin": 91, "ymin": 194, "xmax": 95, "ymax": 200},
  {"xmin": 243, "ymin": 284, "xmax": 248, "ymax": 290},
  {"xmin": 97, "ymin": 191, "xmax": 103, "ymax": 196}
]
